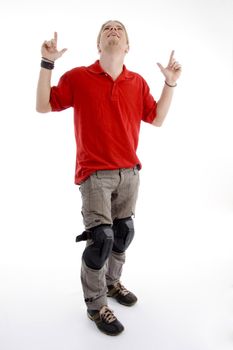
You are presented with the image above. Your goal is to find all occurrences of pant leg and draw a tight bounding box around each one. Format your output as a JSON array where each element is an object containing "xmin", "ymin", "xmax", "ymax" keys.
[
  {"xmin": 106, "ymin": 167, "xmax": 140, "ymax": 284},
  {"xmin": 81, "ymin": 258, "xmax": 108, "ymax": 310},
  {"xmin": 79, "ymin": 172, "xmax": 119, "ymax": 310},
  {"xmin": 106, "ymin": 251, "xmax": 126, "ymax": 286}
]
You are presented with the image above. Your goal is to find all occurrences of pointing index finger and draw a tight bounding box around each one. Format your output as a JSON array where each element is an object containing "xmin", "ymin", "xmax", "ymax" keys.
[
  {"xmin": 54, "ymin": 31, "xmax": 58, "ymax": 45},
  {"xmin": 168, "ymin": 50, "xmax": 175, "ymax": 65}
]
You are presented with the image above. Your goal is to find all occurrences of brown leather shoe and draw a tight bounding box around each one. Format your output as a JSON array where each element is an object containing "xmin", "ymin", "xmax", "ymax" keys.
[
  {"xmin": 87, "ymin": 305, "xmax": 124, "ymax": 336},
  {"xmin": 107, "ymin": 281, "xmax": 138, "ymax": 306}
]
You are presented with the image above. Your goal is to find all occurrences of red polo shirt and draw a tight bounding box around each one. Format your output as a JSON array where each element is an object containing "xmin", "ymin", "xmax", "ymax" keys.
[{"xmin": 50, "ymin": 60, "xmax": 157, "ymax": 184}]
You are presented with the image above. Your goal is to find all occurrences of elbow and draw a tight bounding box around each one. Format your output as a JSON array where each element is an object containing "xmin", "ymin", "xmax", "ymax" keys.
[
  {"xmin": 153, "ymin": 122, "xmax": 163, "ymax": 127},
  {"xmin": 36, "ymin": 103, "xmax": 51, "ymax": 113},
  {"xmin": 152, "ymin": 109, "xmax": 168, "ymax": 127},
  {"xmin": 36, "ymin": 108, "xmax": 50, "ymax": 114},
  {"xmin": 152, "ymin": 115, "xmax": 163, "ymax": 127}
]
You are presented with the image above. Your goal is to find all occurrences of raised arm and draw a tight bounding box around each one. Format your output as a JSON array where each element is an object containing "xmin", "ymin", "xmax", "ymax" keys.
[
  {"xmin": 152, "ymin": 50, "xmax": 182, "ymax": 127},
  {"xmin": 36, "ymin": 32, "xmax": 67, "ymax": 113}
]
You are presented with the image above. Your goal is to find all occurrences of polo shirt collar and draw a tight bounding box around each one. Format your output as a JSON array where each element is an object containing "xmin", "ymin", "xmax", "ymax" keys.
[{"xmin": 86, "ymin": 60, "xmax": 134, "ymax": 79}]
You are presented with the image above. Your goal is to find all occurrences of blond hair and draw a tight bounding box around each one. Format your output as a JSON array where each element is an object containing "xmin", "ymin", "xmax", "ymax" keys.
[{"xmin": 97, "ymin": 20, "xmax": 129, "ymax": 45}]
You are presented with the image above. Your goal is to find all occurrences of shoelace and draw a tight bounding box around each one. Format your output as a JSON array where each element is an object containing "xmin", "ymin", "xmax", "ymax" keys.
[
  {"xmin": 114, "ymin": 282, "xmax": 129, "ymax": 296},
  {"xmin": 100, "ymin": 306, "xmax": 116, "ymax": 324}
]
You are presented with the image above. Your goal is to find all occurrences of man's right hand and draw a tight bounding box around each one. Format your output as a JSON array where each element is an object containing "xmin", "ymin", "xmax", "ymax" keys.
[{"xmin": 41, "ymin": 32, "xmax": 67, "ymax": 61}]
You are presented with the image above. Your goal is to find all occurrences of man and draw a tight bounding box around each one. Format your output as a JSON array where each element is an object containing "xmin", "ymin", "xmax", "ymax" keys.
[{"xmin": 36, "ymin": 20, "xmax": 182, "ymax": 336}]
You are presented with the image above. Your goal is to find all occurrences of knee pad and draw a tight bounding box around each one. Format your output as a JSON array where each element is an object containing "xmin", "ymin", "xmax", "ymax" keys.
[
  {"xmin": 112, "ymin": 217, "xmax": 135, "ymax": 253},
  {"xmin": 82, "ymin": 225, "xmax": 114, "ymax": 270}
]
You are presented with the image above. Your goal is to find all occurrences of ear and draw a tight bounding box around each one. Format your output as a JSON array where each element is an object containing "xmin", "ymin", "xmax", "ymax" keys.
[{"xmin": 97, "ymin": 44, "xmax": 101, "ymax": 53}]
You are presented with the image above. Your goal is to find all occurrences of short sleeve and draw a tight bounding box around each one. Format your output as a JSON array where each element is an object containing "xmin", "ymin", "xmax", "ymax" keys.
[
  {"xmin": 50, "ymin": 72, "xmax": 73, "ymax": 111},
  {"xmin": 142, "ymin": 79, "xmax": 157, "ymax": 124}
]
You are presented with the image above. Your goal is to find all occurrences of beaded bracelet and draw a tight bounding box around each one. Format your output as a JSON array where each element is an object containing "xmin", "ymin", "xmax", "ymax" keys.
[
  {"xmin": 42, "ymin": 57, "xmax": 54, "ymax": 63},
  {"xmin": 165, "ymin": 80, "xmax": 177, "ymax": 88}
]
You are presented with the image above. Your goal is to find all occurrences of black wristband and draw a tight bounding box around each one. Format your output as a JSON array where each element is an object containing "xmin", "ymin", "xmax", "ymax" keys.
[{"xmin": 41, "ymin": 59, "xmax": 54, "ymax": 70}]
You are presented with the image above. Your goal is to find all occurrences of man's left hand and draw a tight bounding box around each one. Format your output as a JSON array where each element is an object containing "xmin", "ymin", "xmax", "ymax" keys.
[{"xmin": 157, "ymin": 50, "xmax": 182, "ymax": 85}]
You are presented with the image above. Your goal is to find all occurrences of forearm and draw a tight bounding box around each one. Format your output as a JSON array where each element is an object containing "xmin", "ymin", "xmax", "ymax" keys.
[
  {"xmin": 36, "ymin": 68, "xmax": 52, "ymax": 113},
  {"xmin": 152, "ymin": 83, "xmax": 175, "ymax": 127}
]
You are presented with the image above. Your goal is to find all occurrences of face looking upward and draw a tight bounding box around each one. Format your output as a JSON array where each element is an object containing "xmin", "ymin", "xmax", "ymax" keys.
[{"xmin": 97, "ymin": 20, "xmax": 129, "ymax": 55}]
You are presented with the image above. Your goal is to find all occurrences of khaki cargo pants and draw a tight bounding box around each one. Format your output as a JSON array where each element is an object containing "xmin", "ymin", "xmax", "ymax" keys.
[{"xmin": 78, "ymin": 166, "xmax": 140, "ymax": 310}]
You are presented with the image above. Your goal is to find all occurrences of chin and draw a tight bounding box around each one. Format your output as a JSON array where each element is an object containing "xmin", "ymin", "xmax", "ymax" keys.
[{"xmin": 108, "ymin": 38, "xmax": 119, "ymax": 46}]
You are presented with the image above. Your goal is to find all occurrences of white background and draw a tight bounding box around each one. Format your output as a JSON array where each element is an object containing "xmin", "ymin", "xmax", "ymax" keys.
[{"xmin": 0, "ymin": 0, "xmax": 233, "ymax": 349}]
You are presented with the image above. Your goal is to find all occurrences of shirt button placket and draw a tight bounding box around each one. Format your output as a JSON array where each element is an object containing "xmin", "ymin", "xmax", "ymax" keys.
[{"xmin": 111, "ymin": 82, "xmax": 118, "ymax": 101}]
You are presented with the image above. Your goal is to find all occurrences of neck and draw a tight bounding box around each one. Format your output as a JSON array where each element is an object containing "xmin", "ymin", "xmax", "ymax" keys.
[{"xmin": 99, "ymin": 52, "xmax": 125, "ymax": 80}]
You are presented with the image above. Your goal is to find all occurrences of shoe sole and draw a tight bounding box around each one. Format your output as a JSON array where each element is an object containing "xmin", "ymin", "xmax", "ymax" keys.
[{"xmin": 107, "ymin": 294, "xmax": 137, "ymax": 307}]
